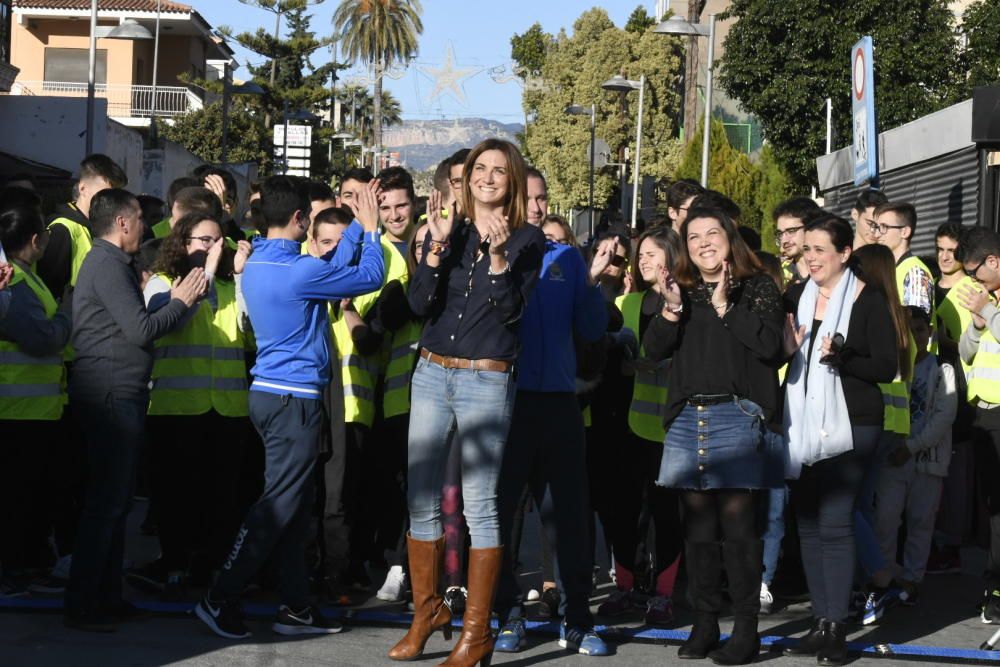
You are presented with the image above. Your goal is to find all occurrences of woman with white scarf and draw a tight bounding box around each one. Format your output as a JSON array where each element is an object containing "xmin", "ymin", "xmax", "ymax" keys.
[{"xmin": 781, "ymin": 215, "xmax": 898, "ymax": 665}]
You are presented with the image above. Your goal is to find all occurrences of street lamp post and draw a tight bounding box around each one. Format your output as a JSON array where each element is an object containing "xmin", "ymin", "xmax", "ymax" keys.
[
  {"xmin": 602, "ymin": 74, "xmax": 645, "ymax": 229},
  {"xmin": 565, "ymin": 104, "xmax": 596, "ymax": 238},
  {"xmin": 655, "ymin": 14, "xmax": 717, "ymax": 188}
]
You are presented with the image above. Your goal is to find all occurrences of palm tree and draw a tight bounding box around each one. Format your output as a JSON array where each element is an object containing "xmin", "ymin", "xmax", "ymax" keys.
[
  {"xmin": 337, "ymin": 84, "xmax": 402, "ymax": 145},
  {"xmin": 333, "ymin": 0, "xmax": 423, "ymax": 151}
]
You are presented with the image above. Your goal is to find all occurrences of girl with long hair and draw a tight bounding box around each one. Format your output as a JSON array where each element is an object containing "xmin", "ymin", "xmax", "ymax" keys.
[
  {"xmin": 781, "ymin": 217, "xmax": 900, "ymax": 665},
  {"xmin": 391, "ymin": 139, "xmax": 545, "ymax": 667},
  {"xmin": 598, "ymin": 225, "xmax": 684, "ymax": 625},
  {"xmin": 643, "ymin": 206, "xmax": 784, "ymax": 665},
  {"xmin": 140, "ymin": 212, "xmax": 253, "ymax": 594}
]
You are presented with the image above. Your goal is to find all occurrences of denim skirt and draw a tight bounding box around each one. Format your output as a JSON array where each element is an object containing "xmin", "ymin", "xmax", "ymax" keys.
[{"xmin": 657, "ymin": 397, "xmax": 774, "ymax": 490}]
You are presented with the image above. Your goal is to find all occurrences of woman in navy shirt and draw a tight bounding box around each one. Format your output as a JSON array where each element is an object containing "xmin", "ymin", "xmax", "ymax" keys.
[{"xmin": 389, "ymin": 139, "xmax": 544, "ymax": 667}]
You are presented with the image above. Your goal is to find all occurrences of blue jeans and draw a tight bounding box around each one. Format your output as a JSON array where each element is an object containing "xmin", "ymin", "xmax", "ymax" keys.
[
  {"xmin": 407, "ymin": 357, "xmax": 515, "ymax": 549},
  {"xmin": 761, "ymin": 485, "xmax": 787, "ymax": 586}
]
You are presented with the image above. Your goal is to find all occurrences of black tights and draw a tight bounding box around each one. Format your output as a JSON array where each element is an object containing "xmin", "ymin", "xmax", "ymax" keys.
[{"xmin": 682, "ymin": 489, "xmax": 758, "ymax": 544}]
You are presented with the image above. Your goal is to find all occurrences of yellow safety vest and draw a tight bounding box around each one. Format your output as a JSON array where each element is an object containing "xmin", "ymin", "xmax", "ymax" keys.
[
  {"xmin": 381, "ymin": 242, "xmax": 420, "ymax": 419},
  {"xmin": 616, "ymin": 291, "xmax": 669, "ymax": 442},
  {"xmin": 0, "ymin": 266, "xmax": 66, "ymax": 421},
  {"xmin": 938, "ymin": 276, "xmax": 975, "ymax": 373},
  {"xmin": 966, "ymin": 290, "xmax": 1000, "ymax": 405},
  {"xmin": 48, "ymin": 212, "xmax": 92, "ymax": 287},
  {"xmin": 331, "ymin": 238, "xmax": 409, "ymax": 426},
  {"xmin": 147, "ymin": 276, "xmax": 249, "ymax": 417},
  {"xmin": 896, "ymin": 255, "xmax": 937, "ymax": 353},
  {"xmin": 878, "ymin": 334, "xmax": 917, "ymax": 436},
  {"xmin": 152, "ymin": 218, "xmax": 171, "ymax": 239}
]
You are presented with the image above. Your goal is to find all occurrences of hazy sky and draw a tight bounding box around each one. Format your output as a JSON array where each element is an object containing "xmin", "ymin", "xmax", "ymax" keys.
[{"xmin": 200, "ymin": 1, "xmax": 655, "ymax": 124}]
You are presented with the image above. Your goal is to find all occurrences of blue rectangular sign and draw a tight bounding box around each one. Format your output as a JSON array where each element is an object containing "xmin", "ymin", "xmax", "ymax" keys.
[{"xmin": 851, "ymin": 36, "xmax": 877, "ymax": 186}]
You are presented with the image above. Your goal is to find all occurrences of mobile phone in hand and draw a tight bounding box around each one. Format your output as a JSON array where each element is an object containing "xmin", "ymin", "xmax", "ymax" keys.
[{"xmin": 819, "ymin": 332, "xmax": 845, "ymax": 366}]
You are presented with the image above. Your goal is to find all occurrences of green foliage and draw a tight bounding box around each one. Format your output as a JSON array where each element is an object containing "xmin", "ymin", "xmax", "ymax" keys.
[
  {"xmin": 336, "ymin": 83, "xmax": 402, "ymax": 145},
  {"xmin": 517, "ymin": 8, "xmax": 685, "ymax": 212},
  {"xmin": 964, "ymin": 0, "xmax": 1000, "ymax": 88},
  {"xmin": 624, "ymin": 6, "xmax": 657, "ymax": 33},
  {"xmin": 333, "ymin": 0, "xmax": 423, "ymax": 148},
  {"xmin": 754, "ymin": 144, "xmax": 793, "ymax": 253},
  {"xmin": 160, "ymin": 101, "xmax": 272, "ymax": 168},
  {"xmin": 719, "ymin": 0, "xmax": 964, "ymax": 188},
  {"xmin": 510, "ymin": 23, "xmax": 551, "ymax": 79},
  {"xmin": 676, "ymin": 117, "xmax": 761, "ymax": 230}
]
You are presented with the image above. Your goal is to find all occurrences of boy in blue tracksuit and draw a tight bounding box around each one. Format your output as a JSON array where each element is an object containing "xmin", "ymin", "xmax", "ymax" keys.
[
  {"xmin": 494, "ymin": 235, "xmax": 616, "ymax": 656},
  {"xmin": 196, "ymin": 176, "xmax": 384, "ymax": 639}
]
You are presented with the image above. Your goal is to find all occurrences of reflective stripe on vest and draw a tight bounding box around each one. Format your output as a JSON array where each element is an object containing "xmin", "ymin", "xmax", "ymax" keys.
[
  {"xmin": 616, "ymin": 291, "xmax": 669, "ymax": 442},
  {"xmin": 0, "ymin": 266, "xmax": 66, "ymax": 420},
  {"xmin": 968, "ymin": 333, "xmax": 1000, "ymax": 404},
  {"xmin": 938, "ymin": 277, "xmax": 975, "ymax": 374},
  {"xmin": 382, "ymin": 241, "xmax": 419, "ymax": 419},
  {"xmin": 148, "ymin": 277, "xmax": 249, "ymax": 417}
]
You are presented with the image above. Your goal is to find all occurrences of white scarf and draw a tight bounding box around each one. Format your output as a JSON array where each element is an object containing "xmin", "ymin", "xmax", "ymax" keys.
[{"xmin": 783, "ymin": 269, "xmax": 858, "ymax": 479}]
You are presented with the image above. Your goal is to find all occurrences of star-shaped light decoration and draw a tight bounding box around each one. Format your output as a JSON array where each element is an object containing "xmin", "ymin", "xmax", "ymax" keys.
[{"xmin": 420, "ymin": 45, "xmax": 478, "ymax": 105}]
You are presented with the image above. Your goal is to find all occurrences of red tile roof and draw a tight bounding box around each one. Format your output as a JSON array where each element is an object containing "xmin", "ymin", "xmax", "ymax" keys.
[{"xmin": 13, "ymin": 1, "xmax": 193, "ymax": 13}]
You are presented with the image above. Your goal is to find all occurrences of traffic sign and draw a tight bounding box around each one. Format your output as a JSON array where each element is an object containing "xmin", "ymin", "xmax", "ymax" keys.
[
  {"xmin": 587, "ymin": 138, "xmax": 611, "ymax": 169},
  {"xmin": 851, "ymin": 36, "xmax": 877, "ymax": 186},
  {"xmin": 285, "ymin": 158, "xmax": 312, "ymax": 169},
  {"xmin": 273, "ymin": 124, "xmax": 312, "ymax": 148},
  {"xmin": 273, "ymin": 146, "xmax": 312, "ymax": 158},
  {"xmin": 286, "ymin": 168, "xmax": 311, "ymax": 177}
]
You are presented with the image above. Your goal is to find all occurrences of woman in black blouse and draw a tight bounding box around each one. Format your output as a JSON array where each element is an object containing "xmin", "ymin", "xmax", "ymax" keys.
[
  {"xmin": 781, "ymin": 216, "xmax": 901, "ymax": 665},
  {"xmin": 390, "ymin": 139, "xmax": 545, "ymax": 667},
  {"xmin": 643, "ymin": 206, "xmax": 784, "ymax": 665}
]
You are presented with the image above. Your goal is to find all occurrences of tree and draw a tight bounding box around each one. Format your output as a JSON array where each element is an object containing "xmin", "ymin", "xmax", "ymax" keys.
[
  {"xmin": 337, "ymin": 84, "xmax": 402, "ymax": 146},
  {"xmin": 719, "ymin": 0, "xmax": 963, "ymax": 187},
  {"xmin": 510, "ymin": 22, "xmax": 550, "ymax": 80},
  {"xmin": 333, "ymin": 0, "xmax": 423, "ymax": 151},
  {"xmin": 223, "ymin": 0, "xmax": 330, "ymax": 130},
  {"xmin": 675, "ymin": 117, "xmax": 762, "ymax": 230},
  {"xmin": 516, "ymin": 8, "xmax": 685, "ymax": 212},
  {"xmin": 754, "ymin": 144, "xmax": 793, "ymax": 253},
  {"xmin": 160, "ymin": 101, "xmax": 272, "ymax": 168},
  {"xmin": 964, "ymin": 0, "xmax": 1000, "ymax": 88},
  {"xmin": 624, "ymin": 6, "xmax": 657, "ymax": 33}
]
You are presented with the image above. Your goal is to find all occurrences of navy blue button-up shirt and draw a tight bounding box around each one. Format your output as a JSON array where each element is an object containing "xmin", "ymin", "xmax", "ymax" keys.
[{"xmin": 408, "ymin": 220, "xmax": 545, "ymax": 362}]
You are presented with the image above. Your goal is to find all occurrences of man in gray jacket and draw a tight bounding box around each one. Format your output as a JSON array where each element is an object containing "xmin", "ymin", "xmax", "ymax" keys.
[{"xmin": 64, "ymin": 188, "xmax": 206, "ymax": 631}]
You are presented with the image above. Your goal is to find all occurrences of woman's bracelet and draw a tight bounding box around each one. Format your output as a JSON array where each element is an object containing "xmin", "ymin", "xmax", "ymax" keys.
[{"xmin": 429, "ymin": 239, "xmax": 449, "ymax": 256}]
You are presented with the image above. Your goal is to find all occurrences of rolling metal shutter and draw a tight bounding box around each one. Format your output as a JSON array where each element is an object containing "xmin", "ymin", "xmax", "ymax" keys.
[{"xmin": 821, "ymin": 145, "xmax": 981, "ymax": 258}]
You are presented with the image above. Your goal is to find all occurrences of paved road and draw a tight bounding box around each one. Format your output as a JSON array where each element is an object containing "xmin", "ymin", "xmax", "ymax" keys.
[{"xmin": 3, "ymin": 500, "xmax": 999, "ymax": 666}]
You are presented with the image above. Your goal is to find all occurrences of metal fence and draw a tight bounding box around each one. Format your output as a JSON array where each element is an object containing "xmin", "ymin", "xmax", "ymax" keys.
[{"xmin": 10, "ymin": 81, "xmax": 201, "ymax": 118}]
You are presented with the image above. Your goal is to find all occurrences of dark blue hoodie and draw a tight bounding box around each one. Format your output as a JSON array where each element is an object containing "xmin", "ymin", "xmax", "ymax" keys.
[{"xmin": 516, "ymin": 241, "xmax": 608, "ymax": 392}]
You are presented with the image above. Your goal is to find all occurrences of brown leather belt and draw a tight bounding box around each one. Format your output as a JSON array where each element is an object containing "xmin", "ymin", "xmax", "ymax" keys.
[{"xmin": 420, "ymin": 348, "xmax": 512, "ymax": 373}]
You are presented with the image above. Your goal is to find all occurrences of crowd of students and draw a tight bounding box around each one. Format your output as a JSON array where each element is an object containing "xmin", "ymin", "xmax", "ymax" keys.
[{"xmin": 0, "ymin": 139, "xmax": 998, "ymax": 667}]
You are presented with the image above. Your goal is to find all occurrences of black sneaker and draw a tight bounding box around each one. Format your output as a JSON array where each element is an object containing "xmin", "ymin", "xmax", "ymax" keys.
[
  {"xmin": 272, "ymin": 605, "xmax": 344, "ymax": 635},
  {"xmin": 983, "ymin": 589, "xmax": 1000, "ymax": 624},
  {"xmin": 444, "ymin": 586, "xmax": 467, "ymax": 616},
  {"xmin": 538, "ymin": 587, "xmax": 563, "ymax": 618},
  {"xmin": 195, "ymin": 595, "xmax": 251, "ymax": 639}
]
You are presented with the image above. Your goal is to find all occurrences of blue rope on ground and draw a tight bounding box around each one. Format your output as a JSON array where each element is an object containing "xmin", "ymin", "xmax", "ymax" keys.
[{"xmin": 2, "ymin": 597, "xmax": 999, "ymax": 664}]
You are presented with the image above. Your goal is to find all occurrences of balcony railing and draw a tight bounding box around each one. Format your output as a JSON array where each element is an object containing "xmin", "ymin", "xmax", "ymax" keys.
[{"xmin": 9, "ymin": 81, "xmax": 203, "ymax": 119}]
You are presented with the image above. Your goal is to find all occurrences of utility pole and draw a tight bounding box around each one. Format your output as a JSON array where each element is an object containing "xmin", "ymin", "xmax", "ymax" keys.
[{"xmin": 682, "ymin": 0, "xmax": 703, "ymax": 143}]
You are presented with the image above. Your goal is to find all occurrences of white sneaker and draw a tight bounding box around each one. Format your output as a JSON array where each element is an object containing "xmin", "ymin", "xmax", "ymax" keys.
[
  {"xmin": 526, "ymin": 588, "xmax": 540, "ymax": 601},
  {"xmin": 760, "ymin": 581, "xmax": 774, "ymax": 614},
  {"xmin": 376, "ymin": 565, "xmax": 408, "ymax": 602},
  {"xmin": 51, "ymin": 555, "xmax": 72, "ymax": 581}
]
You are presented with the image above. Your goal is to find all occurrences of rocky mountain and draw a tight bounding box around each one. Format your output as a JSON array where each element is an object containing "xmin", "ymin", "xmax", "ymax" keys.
[{"xmin": 383, "ymin": 118, "xmax": 524, "ymax": 172}]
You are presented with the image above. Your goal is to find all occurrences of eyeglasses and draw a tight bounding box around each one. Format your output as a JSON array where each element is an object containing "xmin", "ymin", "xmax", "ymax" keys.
[
  {"xmin": 449, "ymin": 178, "xmax": 462, "ymax": 187},
  {"xmin": 965, "ymin": 257, "xmax": 990, "ymax": 279},
  {"xmin": 867, "ymin": 221, "xmax": 907, "ymax": 236},
  {"xmin": 186, "ymin": 235, "xmax": 221, "ymax": 247},
  {"xmin": 774, "ymin": 226, "xmax": 804, "ymax": 241}
]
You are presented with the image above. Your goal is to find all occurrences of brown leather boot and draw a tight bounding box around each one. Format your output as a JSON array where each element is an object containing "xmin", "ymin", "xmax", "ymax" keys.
[
  {"xmin": 439, "ymin": 546, "xmax": 502, "ymax": 667},
  {"xmin": 389, "ymin": 534, "xmax": 453, "ymax": 661}
]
